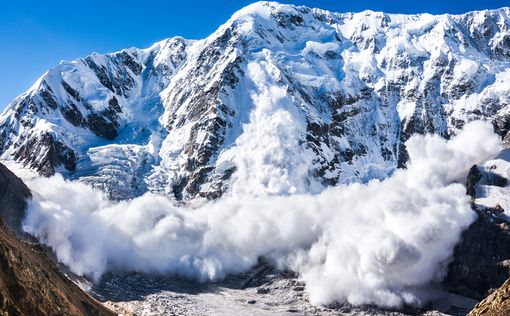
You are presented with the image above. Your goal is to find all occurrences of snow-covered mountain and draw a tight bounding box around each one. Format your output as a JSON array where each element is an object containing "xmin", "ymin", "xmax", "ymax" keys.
[{"xmin": 1, "ymin": 1, "xmax": 510, "ymax": 200}]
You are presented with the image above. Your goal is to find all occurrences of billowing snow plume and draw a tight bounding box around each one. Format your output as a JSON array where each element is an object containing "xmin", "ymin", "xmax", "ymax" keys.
[
  {"xmin": 217, "ymin": 62, "xmax": 321, "ymax": 197},
  {"xmin": 23, "ymin": 121, "xmax": 500, "ymax": 308}
]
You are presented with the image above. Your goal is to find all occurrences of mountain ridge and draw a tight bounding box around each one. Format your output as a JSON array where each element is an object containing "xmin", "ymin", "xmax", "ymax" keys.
[
  {"xmin": 1, "ymin": 2, "xmax": 510, "ymax": 201},
  {"xmin": 0, "ymin": 162, "xmax": 114, "ymax": 316}
]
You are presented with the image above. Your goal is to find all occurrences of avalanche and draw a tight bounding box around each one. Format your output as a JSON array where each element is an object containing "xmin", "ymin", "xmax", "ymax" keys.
[
  {"xmin": 22, "ymin": 121, "xmax": 500, "ymax": 308},
  {"xmin": 1, "ymin": 0, "xmax": 510, "ymax": 310}
]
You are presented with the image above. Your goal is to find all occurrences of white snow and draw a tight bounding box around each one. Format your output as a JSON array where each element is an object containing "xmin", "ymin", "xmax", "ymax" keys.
[
  {"xmin": 475, "ymin": 149, "xmax": 510, "ymax": 218},
  {"xmin": 1, "ymin": 2, "xmax": 510, "ymax": 310},
  {"xmin": 2, "ymin": 2, "xmax": 510, "ymax": 200},
  {"xmin": 21, "ymin": 121, "xmax": 500, "ymax": 308}
]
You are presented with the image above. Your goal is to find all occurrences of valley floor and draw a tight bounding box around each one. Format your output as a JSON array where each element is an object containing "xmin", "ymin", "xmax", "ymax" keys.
[{"xmin": 90, "ymin": 263, "xmax": 477, "ymax": 316}]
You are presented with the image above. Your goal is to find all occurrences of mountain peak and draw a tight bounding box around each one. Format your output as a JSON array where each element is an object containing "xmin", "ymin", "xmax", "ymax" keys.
[
  {"xmin": 231, "ymin": 1, "xmax": 300, "ymax": 19},
  {"xmin": 1, "ymin": 3, "xmax": 510, "ymax": 199},
  {"xmin": 228, "ymin": 1, "xmax": 335, "ymax": 32}
]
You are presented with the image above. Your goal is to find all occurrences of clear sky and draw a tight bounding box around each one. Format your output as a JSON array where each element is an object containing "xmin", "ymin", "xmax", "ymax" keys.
[{"xmin": 1, "ymin": 0, "xmax": 508, "ymax": 110}]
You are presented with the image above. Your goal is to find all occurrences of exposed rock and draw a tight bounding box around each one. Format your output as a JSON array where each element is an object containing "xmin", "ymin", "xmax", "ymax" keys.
[
  {"xmin": 465, "ymin": 165, "xmax": 483, "ymax": 199},
  {"xmin": 445, "ymin": 167, "xmax": 510, "ymax": 300},
  {"xmin": 12, "ymin": 131, "xmax": 76, "ymax": 176},
  {"xmin": 0, "ymin": 163, "xmax": 31, "ymax": 238},
  {"xmin": 468, "ymin": 278, "xmax": 510, "ymax": 316},
  {"xmin": 445, "ymin": 206, "xmax": 510, "ymax": 300},
  {"xmin": 0, "ymin": 163, "xmax": 115, "ymax": 315},
  {"xmin": 0, "ymin": 219, "xmax": 115, "ymax": 316}
]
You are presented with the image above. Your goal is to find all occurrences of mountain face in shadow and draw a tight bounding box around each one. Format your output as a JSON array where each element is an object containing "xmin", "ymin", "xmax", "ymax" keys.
[{"xmin": 0, "ymin": 163, "xmax": 114, "ymax": 316}]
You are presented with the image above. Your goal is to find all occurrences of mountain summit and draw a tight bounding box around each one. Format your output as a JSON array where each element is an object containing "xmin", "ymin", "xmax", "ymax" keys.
[{"xmin": 1, "ymin": 2, "xmax": 510, "ymax": 200}]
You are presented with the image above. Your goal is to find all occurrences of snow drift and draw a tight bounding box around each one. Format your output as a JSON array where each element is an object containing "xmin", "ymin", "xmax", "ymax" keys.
[{"xmin": 22, "ymin": 121, "xmax": 500, "ymax": 308}]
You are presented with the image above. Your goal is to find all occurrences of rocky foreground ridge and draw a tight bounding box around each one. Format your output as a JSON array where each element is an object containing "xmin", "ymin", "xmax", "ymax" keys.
[
  {"xmin": 468, "ymin": 278, "xmax": 510, "ymax": 316},
  {"xmin": 0, "ymin": 163, "xmax": 114, "ymax": 315}
]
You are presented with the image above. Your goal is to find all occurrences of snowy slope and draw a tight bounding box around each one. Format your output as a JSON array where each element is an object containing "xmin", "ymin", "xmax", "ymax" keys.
[
  {"xmin": 1, "ymin": 2, "xmax": 510, "ymax": 200},
  {"xmin": 473, "ymin": 148, "xmax": 510, "ymax": 216}
]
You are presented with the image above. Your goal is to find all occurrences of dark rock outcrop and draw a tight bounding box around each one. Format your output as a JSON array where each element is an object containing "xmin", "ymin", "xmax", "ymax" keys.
[
  {"xmin": 445, "ymin": 207, "xmax": 510, "ymax": 300},
  {"xmin": 465, "ymin": 165, "xmax": 483, "ymax": 199},
  {"xmin": 0, "ymin": 163, "xmax": 31, "ymax": 237},
  {"xmin": 445, "ymin": 165, "xmax": 510, "ymax": 300},
  {"xmin": 12, "ymin": 131, "xmax": 76, "ymax": 176}
]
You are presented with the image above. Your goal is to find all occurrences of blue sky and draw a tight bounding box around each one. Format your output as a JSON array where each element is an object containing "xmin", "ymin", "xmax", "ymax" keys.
[{"xmin": 1, "ymin": 0, "xmax": 508, "ymax": 110}]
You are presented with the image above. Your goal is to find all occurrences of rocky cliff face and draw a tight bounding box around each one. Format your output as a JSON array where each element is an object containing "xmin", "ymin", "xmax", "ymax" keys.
[
  {"xmin": 1, "ymin": 2, "xmax": 509, "ymax": 200},
  {"xmin": 442, "ymin": 149, "xmax": 510, "ymax": 301},
  {"xmin": 0, "ymin": 163, "xmax": 31, "ymax": 238},
  {"xmin": 0, "ymin": 163, "xmax": 114, "ymax": 315},
  {"xmin": 445, "ymin": 205, "xmax": 510, "ymax": 300}
]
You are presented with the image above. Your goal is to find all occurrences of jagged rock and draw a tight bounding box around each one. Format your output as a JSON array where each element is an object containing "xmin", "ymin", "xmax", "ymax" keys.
[
  {"xmin": 466, "ymin": 165, "xmax": 483, "ymax": 199},
  {"xmin": 445, "ymin": 207, "xmax": 510, "ymax": 300},
  {"xmin": 445, "ymin": 165, "xmax": 510, "ymax": 300},
  {"xmin": 468, "ymin": 278, "xmax": 510, "ymax": 316},
  {"xmin": 0, "ymin": 163, "xmax": 31, "ymax": 237}
]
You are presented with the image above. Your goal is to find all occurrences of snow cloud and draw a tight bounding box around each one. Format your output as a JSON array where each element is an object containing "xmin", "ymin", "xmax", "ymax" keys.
[
  {"xmin": 217, "ymin": 62, "xmax": 321, "ymax": 197},
  {"xmin": 21, "ymin": 120, "xmax": 500, "ymax": 308}
]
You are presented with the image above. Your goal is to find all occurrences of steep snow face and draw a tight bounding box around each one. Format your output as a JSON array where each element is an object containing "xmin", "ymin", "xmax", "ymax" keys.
[
  {"xmin": 0, "ymin": 37, "xmax": 189, "ymax": 198},
  {"xmin": 1, "ymin": 2, "xmax": 510, "ymax": 200}
]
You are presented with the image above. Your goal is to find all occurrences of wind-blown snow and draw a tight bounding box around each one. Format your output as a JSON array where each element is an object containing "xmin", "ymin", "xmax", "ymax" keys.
[
  {"xmin": 2, "ymin": 4, "xmax": 507, "ymax": 308},
  {"xmin": 22, "ymin": 121, "xmax": 500, "ymax": 308},
  {"xmin": 217, "ymin": 62, "xmax": 320, "ymax": 197}
]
